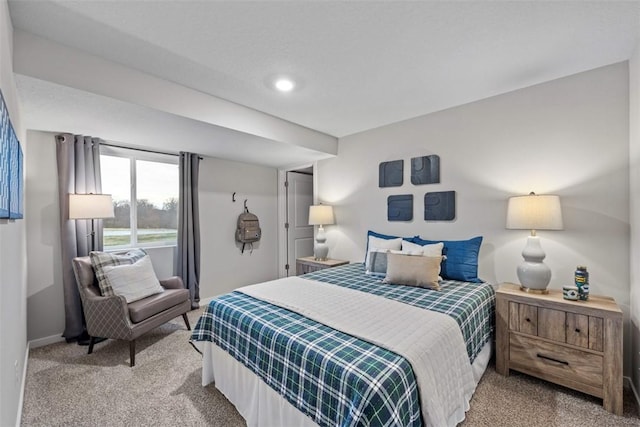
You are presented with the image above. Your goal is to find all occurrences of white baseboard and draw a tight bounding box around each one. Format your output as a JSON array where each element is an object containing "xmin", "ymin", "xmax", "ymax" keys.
[
  {"xmin": 15, "ymin": 342, "xmax": 30, "ymax": 427},
  {"xmin": 626, "ymin": 375, "xmax": 640, "ymax": 412},
  {"xmin": 28, "ymin": 333, "xmax": 65, "ymax": 349}
]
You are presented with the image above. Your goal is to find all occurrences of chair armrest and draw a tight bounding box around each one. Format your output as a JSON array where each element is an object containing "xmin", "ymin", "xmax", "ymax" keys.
[
  {"xmin": 160, "ymin": 276, "xmax": 185, "ymax": 290},
  {"xmin": 81, "ymin": 293, "xmax": 134, "ymax": 340}
]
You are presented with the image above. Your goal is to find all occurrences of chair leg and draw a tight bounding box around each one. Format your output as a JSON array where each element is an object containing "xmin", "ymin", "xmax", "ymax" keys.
[
  {"xmin": 129, "ymin": 340, "xmax": 136, "ymax": 367},
  {"xmin": 88, "ymin": 336, "xmax": 96, "ymax": 355},
  {"xmin": 182, "ymin": 313, "xmax": 191, "ymax": 331}
]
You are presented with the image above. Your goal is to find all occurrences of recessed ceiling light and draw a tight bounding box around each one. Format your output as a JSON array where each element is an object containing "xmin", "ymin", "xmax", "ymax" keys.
[{"xmin": 274, "ymin": 78, "xmax": 295, "ymax": 92}]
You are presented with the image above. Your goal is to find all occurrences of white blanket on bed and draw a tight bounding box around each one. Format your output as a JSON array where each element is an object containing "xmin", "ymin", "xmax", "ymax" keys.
[{"xmin": 238, "ymin": 276, "xmax": 476, "ymax": 427}]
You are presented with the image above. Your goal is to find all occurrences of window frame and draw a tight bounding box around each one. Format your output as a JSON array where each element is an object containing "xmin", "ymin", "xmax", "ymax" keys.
[{"xmin": 100, "ymin": 145, "xmax": 179, "ymax": 250}]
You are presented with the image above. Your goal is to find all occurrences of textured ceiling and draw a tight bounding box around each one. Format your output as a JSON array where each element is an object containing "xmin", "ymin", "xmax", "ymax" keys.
[{"xmin": 8, "ymin": 1, "xmax": 640, "ymax": 162}]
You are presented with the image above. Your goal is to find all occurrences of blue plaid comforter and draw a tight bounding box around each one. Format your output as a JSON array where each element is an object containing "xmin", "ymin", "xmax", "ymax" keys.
[{"xmin": 191, "ymin": 263, "xmax": 495, "ymax": 427}]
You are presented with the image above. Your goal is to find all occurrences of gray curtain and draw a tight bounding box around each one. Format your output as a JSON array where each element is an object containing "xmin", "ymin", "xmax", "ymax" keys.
[
  {"xmin": 177, "ymin": 152, "xmax": 201, "ymax": 309},
  {"xmin": 56, "ymin": 134, "xmax": 104, "ymax": 341}
]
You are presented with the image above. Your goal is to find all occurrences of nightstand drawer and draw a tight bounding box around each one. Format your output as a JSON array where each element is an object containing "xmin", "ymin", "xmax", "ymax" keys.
[
  {"xmin": 509, "ymin": 302, "xmax": 538, "ymax": 335},
  {"xmin": 510, "ymin": 334, "xmax": 603, "ymax": 391},
  {"xmin": 509, "ymin": 302, "xmax": 604, "ymax": 350}
]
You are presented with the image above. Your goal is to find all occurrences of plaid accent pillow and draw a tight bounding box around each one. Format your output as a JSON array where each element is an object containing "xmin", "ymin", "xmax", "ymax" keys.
[
  {"xmin": 90, "ymin": 249, "xmax": 148, "ymax": 296},
  {"xmin": 366, "ymin": 250, "xmax": 391, "ymax": 276}
]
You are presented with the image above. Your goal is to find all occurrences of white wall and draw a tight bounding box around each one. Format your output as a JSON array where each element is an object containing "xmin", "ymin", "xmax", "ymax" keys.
[
  {"xmin": 0, "ymin": 1, "xmax": 27, "ymax": 425},
  {"xmin": 629, "ymin": 42, "xmax": 640, "ymax": 396},
  {"xmin": 198, "ymin": 157, "xmax": 279, "ymax": 297},
  {"xmin": 24, "ymin": 131, "xmax": 64, "ymax": 342},
  {"xmin": 24, "ymin": 131, "xmax": 279, "ymax": 342},
  {"xmin": 318, "ymin": 63, "xmax": 632, "ymax": 374}
]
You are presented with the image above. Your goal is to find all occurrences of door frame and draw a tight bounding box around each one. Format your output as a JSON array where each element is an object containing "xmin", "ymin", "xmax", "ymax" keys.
[{"xmin": 277, "ymin": 162, "xmax": 317, "ymax": 278}]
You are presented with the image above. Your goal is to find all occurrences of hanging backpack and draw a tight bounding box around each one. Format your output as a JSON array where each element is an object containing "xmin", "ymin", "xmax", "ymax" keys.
[{"xmin": 236, "ymin": 203, "xmax": 261, "ymax": 253}]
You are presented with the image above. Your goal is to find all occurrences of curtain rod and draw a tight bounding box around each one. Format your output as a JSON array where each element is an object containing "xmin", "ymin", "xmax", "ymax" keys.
[
  {"xmin": 101, "ymin": 142, "xmax": 203, "ymax": 159},
  {"xmin": 101, "ymin": 142, "xmax": 177, "ymax": 157}
]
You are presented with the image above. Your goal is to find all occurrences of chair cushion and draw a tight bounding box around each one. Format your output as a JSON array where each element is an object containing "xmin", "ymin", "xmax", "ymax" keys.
[{"xmin": 128, "ymin": 288, "xmax": 190, "ymax": 324}]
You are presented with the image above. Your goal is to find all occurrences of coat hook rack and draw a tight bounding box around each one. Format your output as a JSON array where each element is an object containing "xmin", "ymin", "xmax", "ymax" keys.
[{"xmin": 232, "ymin": 192, "xmax": 236, "ymax": 202}]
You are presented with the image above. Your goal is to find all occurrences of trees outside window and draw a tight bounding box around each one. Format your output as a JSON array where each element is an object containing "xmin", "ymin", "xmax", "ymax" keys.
[{"xmin": 100, "ymin": 146, "xmax": 179, "ymax": 249}]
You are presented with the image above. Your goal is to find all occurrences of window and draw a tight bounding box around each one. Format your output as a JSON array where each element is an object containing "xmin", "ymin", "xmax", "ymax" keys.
[{"xmin": 100, "ymin": 146, "xmax": 179, "ymax": 249}]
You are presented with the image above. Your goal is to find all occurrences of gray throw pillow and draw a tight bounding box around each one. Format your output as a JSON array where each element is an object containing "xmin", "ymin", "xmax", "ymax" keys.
[
  {"xmin": 90, "ymin": 249, "xmax": 148, "ymax": 296},
  {"xmin": 102, "ymin": 255, "xmax": 164, "ymax": 303}
]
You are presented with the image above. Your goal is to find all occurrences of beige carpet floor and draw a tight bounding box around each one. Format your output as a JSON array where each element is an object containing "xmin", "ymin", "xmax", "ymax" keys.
[{"xmin": 21, "ymin": 308, "xmax": 640, "ymax": 426}]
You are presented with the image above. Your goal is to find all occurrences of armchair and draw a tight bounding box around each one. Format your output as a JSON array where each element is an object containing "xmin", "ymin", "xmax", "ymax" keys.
[{"xmin": 72, "ymin": 256, "xmax": 192, "ymax": 367}]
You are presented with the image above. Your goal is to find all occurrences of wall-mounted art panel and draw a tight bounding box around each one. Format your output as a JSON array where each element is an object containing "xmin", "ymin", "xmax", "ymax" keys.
[
  {"xmin": 8, "ymin": 133, "xmax": 23, "ymax": 219},
  {"xmin": 0, "ymin": 108, "xmax": 8, "ymax": 218},
  {"xmin": 0, "ymin": 90, "xmax": 22, "ymax": 219},
  {"xmin": 424, "ymin": 191, "xmax": 455, "ymax": 221},
  {"xmin": 379, "ymin": 160, "xmax": 403, "ymax": 187},
  {"xmin": 411, "ymin": 155, "xmax": 440, "ymax": 185},
  {"xmin": 388, "ymin": 194, "xmax": 413, "ymax": 221}
]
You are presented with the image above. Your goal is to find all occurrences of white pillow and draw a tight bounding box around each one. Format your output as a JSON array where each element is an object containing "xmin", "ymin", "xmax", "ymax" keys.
[
  {"xmin": 364, "ymin": 236, "xmax": 403, "ymax": 272},
  {"xmin": 101, "ymin": 255, "xmax": 164, "ymax": 303},
  {"xmin": 401, "ymin": 240, "xmax": 444, "ymax": 257}
]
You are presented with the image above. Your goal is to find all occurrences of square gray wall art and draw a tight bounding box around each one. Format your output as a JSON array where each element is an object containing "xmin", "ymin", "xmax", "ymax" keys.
[{"xmin": 424, "ymin": 191, "xmax": 455, "ymax": 221}]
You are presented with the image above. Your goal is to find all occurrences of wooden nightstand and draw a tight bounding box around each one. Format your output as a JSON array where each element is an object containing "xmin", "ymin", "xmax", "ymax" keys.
[
  {"xmin": 495, "ymin": 283, "xmax": 623, "ymax": 415},
  {"xmin": 296, "ymin": 256, "xmax": 349, "ymax": 275}
]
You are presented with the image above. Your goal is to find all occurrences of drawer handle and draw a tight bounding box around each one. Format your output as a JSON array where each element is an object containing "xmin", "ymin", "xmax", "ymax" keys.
[
  {"xmin": 575, "ymin": 328, "xmax": 581, "ymax": 333},
  {"xmin": 537, "ymin": 353, "xmax": 569, "ymax": 366},
  {"xmin": 525, "ymin": 318, "xmax": 531, "ymax": 322}
]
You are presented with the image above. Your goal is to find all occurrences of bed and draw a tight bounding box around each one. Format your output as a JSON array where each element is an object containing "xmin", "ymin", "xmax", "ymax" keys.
[{"xmin": 191, "ymin": 259, "xmax": 495, "ymax": 427}]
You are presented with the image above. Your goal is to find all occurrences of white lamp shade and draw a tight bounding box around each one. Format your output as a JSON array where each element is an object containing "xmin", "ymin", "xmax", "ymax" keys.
[
  {"xmin": 69, "ymin": 193, "xmax": 115, "ymax": 219},
  {"xmin": 308, "ymin": 205, "xmax": 334, "ymax": 226},
  {"xmin": 506, "ymin": 194, "xmax": 563, "ymax": 231}
]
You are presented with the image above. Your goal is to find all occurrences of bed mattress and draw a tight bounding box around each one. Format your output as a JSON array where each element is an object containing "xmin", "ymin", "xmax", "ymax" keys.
[{"xmin": 191, "ymin": 263, "xmax": 495, "ymax": 426}]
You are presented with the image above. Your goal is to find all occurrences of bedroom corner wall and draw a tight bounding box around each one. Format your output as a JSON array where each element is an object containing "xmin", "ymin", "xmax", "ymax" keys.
[
  {"xmin": 25, "ymin": 131, "xmax": 184, "ymax": 342},
  {"xmin": 317, "ymin": 62, "xmax": 632, "ymax": 376},
  {"xmin": 629, "ymin": 41, "xmax": 640, "ymax": 398},
  {"xmin": 0, "ymin": 1, "xmax": 27, "ymax": 426},
  {"xmin": 24, "ymin": 132, "xmax": 279, "ymax": 343}
]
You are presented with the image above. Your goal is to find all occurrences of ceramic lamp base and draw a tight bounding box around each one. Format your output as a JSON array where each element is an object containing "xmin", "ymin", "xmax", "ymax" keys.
[
  {"xmin": 314, "ymin": 225, "xmax": 329, "ymax": 261},
  {"xmin": 517, "ymin": 235, "xmax": 552, "ymax": 293}
]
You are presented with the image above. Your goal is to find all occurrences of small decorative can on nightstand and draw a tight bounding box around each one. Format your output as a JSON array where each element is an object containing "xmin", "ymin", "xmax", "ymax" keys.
[
  {"xmin": 296, "ymin": 256, "xmax": 348, "ymax": 275},
  {"xmin": 495, "ymin": 283, "xmax": 623, "ymax": 415}
]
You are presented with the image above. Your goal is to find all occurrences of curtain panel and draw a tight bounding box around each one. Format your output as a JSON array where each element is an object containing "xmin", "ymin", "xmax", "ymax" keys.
[
  {"xmin": 178, "ymin": 152, "xmax": 201, "ymax": 309},
  {"xmin": 56, "ymin": 134, "xmax": 104, "ymax": 342}
]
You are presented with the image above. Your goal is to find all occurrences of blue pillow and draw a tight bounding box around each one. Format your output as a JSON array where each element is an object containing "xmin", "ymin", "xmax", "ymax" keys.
[
  {"xmin": 364, "ymin": 230, "xmax": 419, "ymax": 264},
  {"xmin": 413, "ymin": 236, "xmax": 483, "ymax": 282}
]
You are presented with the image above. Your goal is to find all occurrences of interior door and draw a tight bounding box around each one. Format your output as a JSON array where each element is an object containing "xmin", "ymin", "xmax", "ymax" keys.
[{"xmin": 286, "ymin": 171, "xmax": 314, "ymax": 276}]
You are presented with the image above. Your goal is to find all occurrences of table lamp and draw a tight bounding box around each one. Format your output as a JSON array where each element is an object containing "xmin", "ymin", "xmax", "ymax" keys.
[
  {"xmin": 308, "ymin": 204, "xmax": 334, "ymax": 261},
  {"xmin": 69, "ymin": 193, "xmax": 115, "ymax": 252},
  {"xmin": 506, "ymin": 192, "xmax": 563, "ymax": 293}
]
